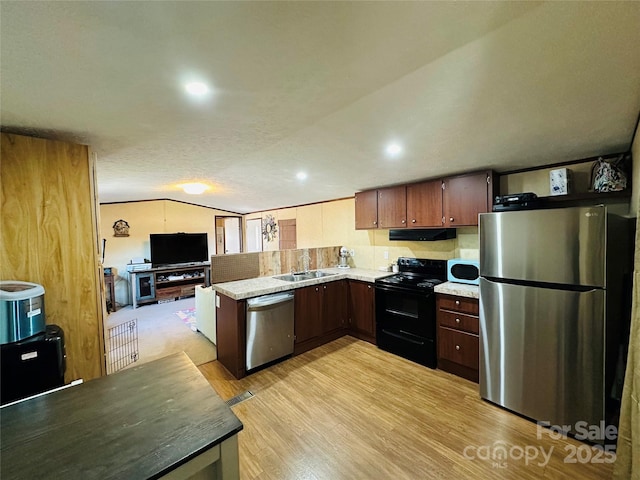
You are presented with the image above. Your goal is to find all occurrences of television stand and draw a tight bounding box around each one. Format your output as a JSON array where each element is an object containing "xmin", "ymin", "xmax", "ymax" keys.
[{"xmin": 129, "ymin": 263, "xmax": 211, "ymax": 309}]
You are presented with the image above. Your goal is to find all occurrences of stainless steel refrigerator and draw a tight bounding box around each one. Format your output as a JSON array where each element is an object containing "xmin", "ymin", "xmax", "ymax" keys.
[{"xmin": 479, "ymin": 205, "xmax": 632, "ymax": 434}]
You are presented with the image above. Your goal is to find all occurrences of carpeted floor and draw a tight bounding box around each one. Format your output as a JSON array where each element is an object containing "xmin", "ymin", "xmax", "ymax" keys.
[{"xmin": 105, "ymin": 297, "xmax": 217, "ymax": 372}]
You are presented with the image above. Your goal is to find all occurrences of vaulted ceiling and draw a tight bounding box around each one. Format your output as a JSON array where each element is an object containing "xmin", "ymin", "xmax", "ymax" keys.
[{"xmin": 2, "ymin": 2, "xmax": 639, "ymax": 213}]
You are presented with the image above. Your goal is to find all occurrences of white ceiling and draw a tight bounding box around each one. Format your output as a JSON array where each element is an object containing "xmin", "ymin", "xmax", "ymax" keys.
[{"xmin": 2, "ymin": 1, "xmax": 639, "ymax": 214}]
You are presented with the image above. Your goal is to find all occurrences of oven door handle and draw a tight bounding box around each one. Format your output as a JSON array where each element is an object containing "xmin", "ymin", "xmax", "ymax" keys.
[
  {"xmin": 381, "ymin": 329, "xmax": 426, "ymax": 346},
  {"xmin": 375, "ymin": 285, "xmax": 434, "ymax": 297}
]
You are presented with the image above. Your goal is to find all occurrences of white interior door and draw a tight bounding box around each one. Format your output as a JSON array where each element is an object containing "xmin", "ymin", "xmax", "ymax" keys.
[
  {"xmin": 223, "ymin": 217, "xmax": 241, "ymax": 254},
  {"xmin": 245, "ymin": 218, "xmax": 263, "ymax": 252}
]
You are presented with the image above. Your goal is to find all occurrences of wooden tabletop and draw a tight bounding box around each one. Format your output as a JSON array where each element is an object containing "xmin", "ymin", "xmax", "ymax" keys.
[{"xmin": 0, "ymin": 352, "xmax": 243, "ymax": 480}]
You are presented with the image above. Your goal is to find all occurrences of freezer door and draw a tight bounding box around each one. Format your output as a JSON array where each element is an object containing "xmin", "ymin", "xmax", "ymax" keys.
[
  {"xmin": 479, "ymin": 278, "xmax": 605, "ymax": 430},
  {"xmin": 479, "ymin": 206, "xmax": 606, "ymax": 287}
]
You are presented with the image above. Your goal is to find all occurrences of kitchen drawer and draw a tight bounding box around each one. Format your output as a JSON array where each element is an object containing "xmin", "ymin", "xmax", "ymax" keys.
[
  {"xmin": 437, "ymin": 294, "xmax": 478, "ymax": 315},
  {"xmin": 438, "ymin": 326, "xmax": 479, "ymax": 371},
  {"xmin": 437, "ymin": 310, "xmax": 478, "ymax": 335}
]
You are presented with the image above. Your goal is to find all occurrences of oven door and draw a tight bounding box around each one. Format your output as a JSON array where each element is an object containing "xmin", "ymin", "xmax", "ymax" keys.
[{"xmin": 374, "ymin": 285, "xmax": 437, "ymax": 368}]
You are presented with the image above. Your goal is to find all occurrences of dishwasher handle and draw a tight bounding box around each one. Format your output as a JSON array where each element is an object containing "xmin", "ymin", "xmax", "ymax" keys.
[{"xmin": 246, "ymin": 292, "xmax": 294, "ymax": 311}]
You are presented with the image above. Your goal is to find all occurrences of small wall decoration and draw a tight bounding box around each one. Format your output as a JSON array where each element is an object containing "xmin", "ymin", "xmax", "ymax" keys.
[
  {"xmin": 262, "ymin": 215, "xmax": 278, "ymax": 243},
  {"xmin": 112, "ymin": 219, "xmax": 130, "ymax": 237}
]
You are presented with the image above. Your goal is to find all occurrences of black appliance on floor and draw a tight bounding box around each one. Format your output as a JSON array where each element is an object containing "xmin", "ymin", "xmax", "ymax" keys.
[
  {"xmin": 375, "ymin": 258, "xmax": 447, "ymax": 368},
  {"xmin": 0, "ymin": 280, "xmax": 66, "ymax": 406},
  {"xmin": 1, "ymin": 325, "xmax": 66, "ymax": 405}
]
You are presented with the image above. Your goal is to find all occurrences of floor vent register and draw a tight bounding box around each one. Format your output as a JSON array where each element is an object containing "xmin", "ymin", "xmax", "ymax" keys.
[{"xmin": 226, "ymin": 391, "xmax": 254, "ymax": 407}]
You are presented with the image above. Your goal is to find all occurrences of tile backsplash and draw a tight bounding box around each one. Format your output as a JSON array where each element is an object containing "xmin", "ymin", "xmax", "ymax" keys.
[{"xmin": 210, "ymin": 246, "xmax": 341, "ymax": 283}]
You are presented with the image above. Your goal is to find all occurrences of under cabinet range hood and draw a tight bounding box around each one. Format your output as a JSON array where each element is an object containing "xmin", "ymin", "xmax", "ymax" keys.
[{"xmin": 389, "ymin": 229, "xmax": 456, "ymax": 241}]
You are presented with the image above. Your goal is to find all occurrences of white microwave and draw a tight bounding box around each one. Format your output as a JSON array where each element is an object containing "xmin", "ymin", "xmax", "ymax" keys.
[{"xmin": 447, "ymin": 259, "xmax": 480, "ymax": 285}]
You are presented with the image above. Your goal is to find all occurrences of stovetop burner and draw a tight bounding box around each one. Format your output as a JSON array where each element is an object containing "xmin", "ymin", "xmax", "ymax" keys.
[
  {"xmin": 375, "ymin": 258, "xmax": 447, "ymax": 292},
  {"xmin": 376, "ymin": 274, "xmax": 444, "ymax": 290},
  {"xmin": 416, "ymin": 279, "xmax": 445, "ymax": 289}
]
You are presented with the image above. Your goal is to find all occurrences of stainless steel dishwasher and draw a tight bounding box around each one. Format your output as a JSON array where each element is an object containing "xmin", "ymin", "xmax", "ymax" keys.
[{"xmin": 245, "ymin": 291, "xmax": 295, "ymax": 371}]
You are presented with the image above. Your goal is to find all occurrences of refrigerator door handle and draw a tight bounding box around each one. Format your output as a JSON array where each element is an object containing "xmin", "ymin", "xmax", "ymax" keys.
[{"xmin": 482, "ymin": 276, "xmax": 601, "ymax": 293}]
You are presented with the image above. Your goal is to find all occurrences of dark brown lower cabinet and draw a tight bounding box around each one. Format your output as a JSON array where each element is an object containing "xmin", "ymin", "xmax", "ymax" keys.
[
  {"xmin": 348, "ymin": 280, "xmax": 376, "ymax": 344},
  {"xmin": 216, "ymin": 293, "xmax": 247, "ymax": 379},
  {"xmin": 322, "ymin": 281, "xmax": 348, "ymax": 334},
  {"xmin": 294, "ymin": 285, "xmax": 323, "ymax": 345},
  {"xmin": 436, "ymin": 293, "xmax": 479, "ymax": 382},
  {"xmin": 294, "ymin": 280, "xmax": 348, "ymax": 355}
]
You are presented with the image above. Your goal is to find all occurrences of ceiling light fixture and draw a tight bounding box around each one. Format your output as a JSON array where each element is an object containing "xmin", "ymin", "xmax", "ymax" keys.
[
  {"xmin": 184, "ymin": 82, "xmax": 210, "ymax": 96},
  {"xmin": 296, "ymin": 172, "xmax": 308, "ymax": 181},
  {"xmin": 182, "ymin": 183, "xmax": 208, "ymax": 195},
  {"xmin": 386, "ymin": 143, "xmax": 403, "ymax": 157}
]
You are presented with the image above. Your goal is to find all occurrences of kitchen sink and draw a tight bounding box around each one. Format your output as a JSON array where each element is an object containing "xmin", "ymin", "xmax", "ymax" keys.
[
  {"xmin": 307, "ymin": 270, "xmax": 337, "ymax": 278},
  {"xmin": 273, "ymin": 271, "xmax": 337, "ymax": 282}
]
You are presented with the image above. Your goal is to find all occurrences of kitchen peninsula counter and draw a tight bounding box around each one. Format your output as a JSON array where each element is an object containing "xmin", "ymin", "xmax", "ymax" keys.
[
  {"xmin": 212, "ymin": 267, "xmax": 393, "ymax": 300},
  {"xmin": 0, "ymin": 352, "xmax": 243, "ymax": 480}
]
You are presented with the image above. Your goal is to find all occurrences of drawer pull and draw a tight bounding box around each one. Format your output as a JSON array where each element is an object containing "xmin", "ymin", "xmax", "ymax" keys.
[
  {"xmin": 455, "ymin": 345, "xmax": 460, "ymax": 351},
  {"xmin": 455, "ymin": 318, "xmax": 460, "ymax": 324},
  {"xmin": 411, "ymin": 219, "xmax": 416, "ymax": 223},
  {"xmin": 455, "ymin": 300, "xmax": 460, "ymax": 306}
]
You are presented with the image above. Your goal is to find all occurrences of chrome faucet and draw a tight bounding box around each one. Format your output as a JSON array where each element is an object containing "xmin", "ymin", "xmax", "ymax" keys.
[{"xmin": 299, "ymin": 252, "xmax": 311, "ymax": 273}]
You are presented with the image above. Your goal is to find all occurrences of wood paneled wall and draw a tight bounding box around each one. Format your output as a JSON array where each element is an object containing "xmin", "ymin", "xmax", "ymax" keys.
[{"xmin": 0, "ymin": 133, "xmax": 105, "ymax": 382}]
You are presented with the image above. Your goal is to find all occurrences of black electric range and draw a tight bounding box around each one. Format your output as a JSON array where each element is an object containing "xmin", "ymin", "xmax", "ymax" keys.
[{"xmin": 374, "ymin": 257, "xmax": 447, "ymax": 368}]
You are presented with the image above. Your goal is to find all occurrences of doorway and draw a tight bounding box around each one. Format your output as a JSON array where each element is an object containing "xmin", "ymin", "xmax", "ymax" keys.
[{"xmin": 215, "ymin": 216, "xmax": 242, "ymax": 254}]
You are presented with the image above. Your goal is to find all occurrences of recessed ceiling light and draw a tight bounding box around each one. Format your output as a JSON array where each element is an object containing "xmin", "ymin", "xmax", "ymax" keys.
[
  {"xmin": 386, "ymin": 143, "xmax": 403, "ymax": 157},
  {"xmin": 296, "ymin": 172, "xmax": 308, "ymax": 181},
  {"xmin": 184, "ymin": 82, "xmax": 210, "ymax": 96},
  {"xmin": 182, "ymin": 183, "xmax": 208, "ymax": 194}
]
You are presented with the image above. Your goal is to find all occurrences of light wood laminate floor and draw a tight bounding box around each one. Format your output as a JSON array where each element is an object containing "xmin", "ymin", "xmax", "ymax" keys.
[{"xmin": 199, "ymin": 336, "xmax": 614, "ymax": 480}]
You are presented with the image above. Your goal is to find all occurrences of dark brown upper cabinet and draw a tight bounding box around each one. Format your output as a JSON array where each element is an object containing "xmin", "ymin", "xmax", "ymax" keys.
[
  {"xmin": 355, "ymin": 170, "xmax": 494, "ymax": 230},
  {"xmin": 406, "ymin": 179, "xmax": 443, "ymax": 227},
  {"xmin": 355, "ymin": 189, "xmax": 378, "ymax": 230},
  {"xmin": 442, "ymin": 171, "xmax": 494, "ymax": 227},
  {"xmin": 377, "ymin": 186, "xmax": 407, "ymax": 229}
]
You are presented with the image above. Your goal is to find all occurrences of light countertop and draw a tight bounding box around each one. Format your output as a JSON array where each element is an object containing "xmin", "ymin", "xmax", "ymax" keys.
[
  {"xmin": 212, "ymin": 267, "xmax": 394, "ymax": 300},
  {"xmin": 434, "ymin": 281, "xmax": 479, "ymax": 299}
]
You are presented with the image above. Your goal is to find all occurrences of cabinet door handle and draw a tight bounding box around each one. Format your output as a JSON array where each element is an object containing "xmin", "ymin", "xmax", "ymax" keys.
[
  {"xmin": 455, "ymin": 318, "xmax": 460, "ymax": 324},
  {"xmin": 450, "ymin": 217, "xmax": 455, "ymax": 222},
  {"xmin": 455, "ymin": 300, "xmax": 460, "ymax": 306},
  {"xmin": 401, "ymin": 219, "xmax": 406, "ymax": 224},
  {"xmin": 373, "ymin": 221, "xmax": 377, "ymax": 225},
  {"xmin": 367, "ymin": 285, "xmax": 371, "ymax": 289},
  {"xmin": 411, "ymin": 219, "xmax": 416, "ymax": 223},
  {"xmin": 323, "ymin": 285, "xmax": 327, "ymax": 289},
  {"xmin": 315, "ymin": 287, "xmax": 319, "ymax": 292},
  {"xmin": 455, "ymin": 345, "xmax": 460, "ymax": 351}
]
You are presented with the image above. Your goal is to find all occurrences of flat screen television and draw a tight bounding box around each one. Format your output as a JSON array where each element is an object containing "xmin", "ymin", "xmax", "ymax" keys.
[{"xmin": 150, "ymin": 233, "xmax": 209, "ymax": 267}]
